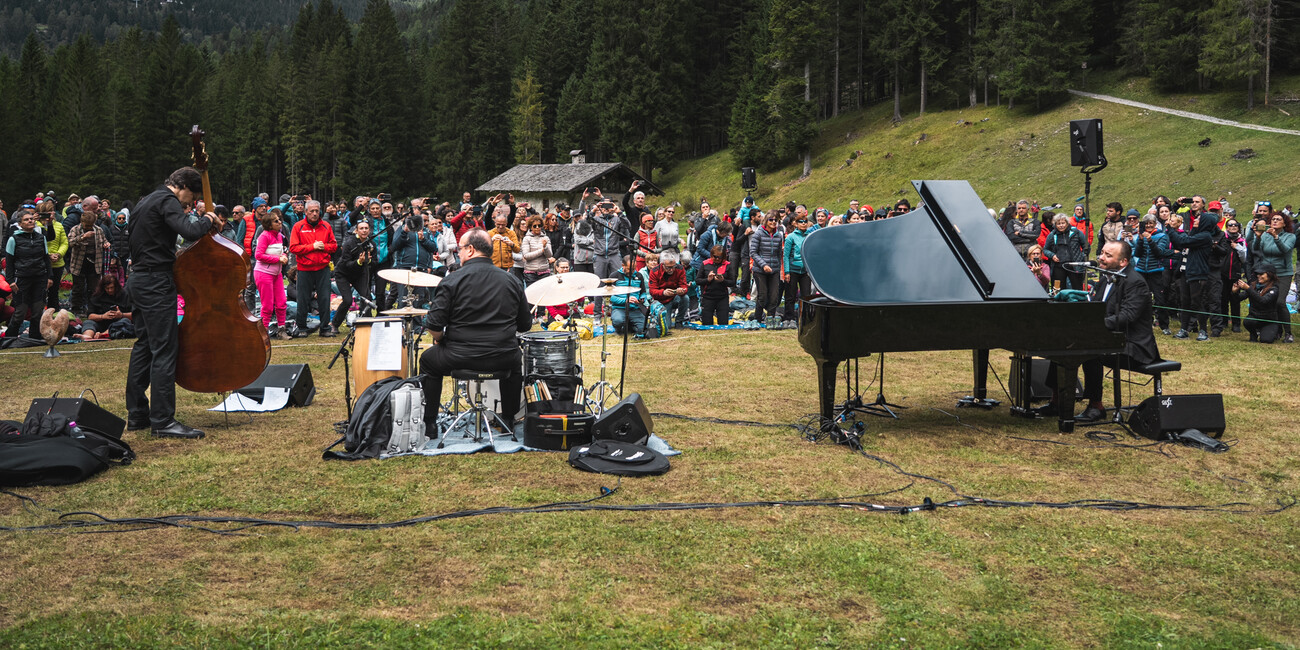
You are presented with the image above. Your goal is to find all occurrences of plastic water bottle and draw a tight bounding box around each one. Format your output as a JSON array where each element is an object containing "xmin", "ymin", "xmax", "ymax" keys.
[{"xmin": 68, "ymin": 421, "xmax": 86, "ymax": 439}]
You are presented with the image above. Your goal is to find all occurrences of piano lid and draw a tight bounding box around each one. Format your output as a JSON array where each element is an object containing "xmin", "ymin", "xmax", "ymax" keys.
[{"xmin": 802, "ymin": 180, "xmax": 1049, "ymax": 305}]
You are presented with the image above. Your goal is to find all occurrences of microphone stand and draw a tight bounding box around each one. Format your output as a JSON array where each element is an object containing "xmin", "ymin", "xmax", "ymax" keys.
[{"xmin": 327, "ymin": 326, "xmax": 358, "ymax": 419}]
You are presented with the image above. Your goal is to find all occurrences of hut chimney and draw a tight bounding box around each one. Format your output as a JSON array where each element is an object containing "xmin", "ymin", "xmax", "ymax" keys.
[{"xmin": 569, "ymin": 149, "xmax": 586, "ymax": 165}]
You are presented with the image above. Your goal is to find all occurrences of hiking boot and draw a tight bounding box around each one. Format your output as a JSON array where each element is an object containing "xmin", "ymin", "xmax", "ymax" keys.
[
  {"xmin": 1174, "ymin": 329, "xmax": 1189, "ymax": 339},
  {"xmin": 1161, "ymin": 328, "xmax": 1172, "ymax": 336},
  {"xmin": 1231, "ymin": 324, "xmax": 1241, "ymax": 333},
  {"xmin": 1196, "ymin": 331, "xmax": 1209, "ymax": 341},
  {"xmin": 1286, "ymin": 334, "xmax": 1295, "ymax": 344}
]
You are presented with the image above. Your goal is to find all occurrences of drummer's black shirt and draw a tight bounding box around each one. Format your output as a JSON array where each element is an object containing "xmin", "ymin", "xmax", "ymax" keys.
[{"xmin": 424, "ymin": 256, "xmax": 531, "ymax": 356}]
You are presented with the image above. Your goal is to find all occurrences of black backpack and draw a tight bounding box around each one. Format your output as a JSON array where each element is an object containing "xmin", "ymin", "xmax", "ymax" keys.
[
  {"xmin": 0, "ymin": 413, "xmax": 135, "ymax": 486},
  {"xmin": 323, "ymin": 376, "xmax": 423, "ymax": 460}
]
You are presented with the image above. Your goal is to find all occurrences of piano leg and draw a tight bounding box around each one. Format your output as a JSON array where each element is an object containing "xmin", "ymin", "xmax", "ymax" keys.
[
  {"xmin": 816, "ymin": 359, "xmax": 840, "ymax": 423},
  {"xmin": 1054, "ymin": 362, "xmax": 1080, "ymax": 433},
  {"xmin": 958, "ymin": 349, "xmax": 1000, "ymax": 409}
]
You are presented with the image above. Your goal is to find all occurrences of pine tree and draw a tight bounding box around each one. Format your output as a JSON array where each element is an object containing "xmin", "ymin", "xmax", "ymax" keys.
[
  {"xmin": 1199, "ymin": 0, "xmax": 1266, "ymax": 108},
  {"xmin": 511, "ymin": 60, "xmax": 545, "ymax": 164},
  {"xmin": 349, "ymin": 0, "xmax": 411, "ymax": 195},
  {"xmin": 767, "ymin": 0, "xmax": 825, "ymax": 177},
  {"xmin": 43, "ymin": 34, "xmax": 108, "ymax": 192},
  {"xmin": 14, "ymin": 32, "xmax": 48, "ymax": 197},
  {"xmin": 552, "ymin": 71, "xmax": 597, "ymax": 161}
]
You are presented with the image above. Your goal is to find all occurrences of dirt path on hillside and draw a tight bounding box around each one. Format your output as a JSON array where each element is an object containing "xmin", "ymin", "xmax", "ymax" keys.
[{"xmin": 1068, "ymin": 89, "xmax": 1300, "ymax": 136}]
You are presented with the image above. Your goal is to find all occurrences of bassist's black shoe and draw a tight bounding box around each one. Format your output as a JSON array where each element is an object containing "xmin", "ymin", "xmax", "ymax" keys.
[{"xmin": 151, "ymin": 420, "xmax": 205, "ymax": 439}]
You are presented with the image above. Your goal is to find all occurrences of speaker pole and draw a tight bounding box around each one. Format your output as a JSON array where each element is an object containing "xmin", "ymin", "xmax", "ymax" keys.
[{"xmin": 1081, "ymin": 156, "xmax": 1107, "ymax": 232}]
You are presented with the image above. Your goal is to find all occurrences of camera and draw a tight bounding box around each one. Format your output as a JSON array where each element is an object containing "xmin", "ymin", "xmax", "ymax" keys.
[
  {"xmin": 1179, "ymin": 197, "xmax": 1193, "ymax": 205},
  {"xmin": 377, "ymin": 192, "xmax": 393, "ymax": 203}
]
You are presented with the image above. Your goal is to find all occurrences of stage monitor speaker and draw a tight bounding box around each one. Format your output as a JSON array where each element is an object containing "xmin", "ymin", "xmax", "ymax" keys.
[
  {"xmin": 593, "ymin": 393, "xmax": 653, "ymax": 445},
  {"xmin": 237, "ymin": 364, "xmax": 316, "ymax": 407},
  {"xmin": 740, "ymin": 167, "xmax": 757, "ymax": 190},
  {"xmin": 1069, "ymin": 118, "xmax": 1104, "ymax": 167},
  {"xmin": 1128, "ymin": 394, "xmax": 1225, "ymax": 441},
  {"xmin": 26, "ymin": 397, "xmax": 125, "ymax": 439}
]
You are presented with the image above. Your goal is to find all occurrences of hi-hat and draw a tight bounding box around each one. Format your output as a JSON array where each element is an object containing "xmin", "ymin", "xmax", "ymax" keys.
[
  {"xmin": 378, "ymin": 268, "xmax": 441, "ymax": 287},
  {"xmin": 381, "ymin": 306, "xmax": 429, "ymax": 316},
  {"xmin": 526, "ymin": 272, "xmax": 601, "ymax": 306}
]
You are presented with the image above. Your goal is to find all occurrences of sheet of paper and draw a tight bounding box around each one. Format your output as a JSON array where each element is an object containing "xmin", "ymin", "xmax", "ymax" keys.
[
  {"xmin": 208, "ymin": 387, "xmax": 291, "ymax": 413},
  {"xmin": 367, "ymin": 321, "xmax": 403, "ymax": 371}
]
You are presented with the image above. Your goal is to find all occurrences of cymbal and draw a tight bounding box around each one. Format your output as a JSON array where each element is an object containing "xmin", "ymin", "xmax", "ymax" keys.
[
  {"xmin": 586, "ymin": 284, "xmax": 640, "ymax": 298},
  {"xmin": 378, "ymin": 268, "xmax": 441, "ymax": 287},
  {"xmin": 526, "ymin": 271, "xmax": 601, "ymax": 307},
  {"xmin": 381, "ymin": 306, "xmax": 429, "ymax": 316}
]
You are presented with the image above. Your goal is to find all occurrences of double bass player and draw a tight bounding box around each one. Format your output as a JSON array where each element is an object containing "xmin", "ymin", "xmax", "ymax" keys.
[{"xmin": 125, "ymin": 167, "xmax": 226, "ymax": 439}]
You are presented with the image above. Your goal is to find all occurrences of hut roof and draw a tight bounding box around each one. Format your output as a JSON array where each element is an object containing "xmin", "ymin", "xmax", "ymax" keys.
[{"xmin": 475, "ymin": 163, "xmax": 663, "ymax": 195}]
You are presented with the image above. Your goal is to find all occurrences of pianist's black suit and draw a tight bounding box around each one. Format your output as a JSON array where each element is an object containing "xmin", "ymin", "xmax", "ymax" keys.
[
  {"xmin": 1049, "ymin": 263, "xmax": 1159, "ymax": 403},
  {"xmin": 1098, "ymin": 265, "xmax": 1160, "ymax": 365}
]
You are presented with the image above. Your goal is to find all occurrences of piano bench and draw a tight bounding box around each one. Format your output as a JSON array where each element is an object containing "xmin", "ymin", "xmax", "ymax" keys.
[{"xmin": 1111, "ymin": 358, "xmax": 1181, "ymax": 421}]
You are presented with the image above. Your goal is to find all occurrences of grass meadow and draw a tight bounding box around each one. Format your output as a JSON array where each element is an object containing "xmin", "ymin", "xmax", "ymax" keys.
[{"xmin": 0, "ymin": 323, "xmax": 1297, "ymax": 647}]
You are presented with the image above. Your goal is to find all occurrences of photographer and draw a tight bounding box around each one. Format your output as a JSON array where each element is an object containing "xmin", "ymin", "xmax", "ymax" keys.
[
  {"xmin": 1132, "ymin": 214, "xmax": 1176, "ymax": 333},
  {"xmin": 1165, "ymin": 210, "xmax": 1220, "ymax": 341},
  {"xmin": 386, "ymin": 205, "xmax": 440, "ymax": 306},
  {"xmin": 571, "ymin": 209, "xmax": 595, "ymax": 274},
  {"xmin": 1245, "ymin": 205, "xmax": 1295, "ymax": 342},
  {"xmin": 586, "ymin": 189, "xmax": 630, "ymax": 281},
  {"xmin": 332, "ymin": 219, "xmax": 375, "ymax": 330},
  {"xmin": 698, "ymin": 244, "xmax": 735, "ymax": 326},
  {"xmin": 1234, "ymin": 263, "xmax": 1282, "ymax": 343}
]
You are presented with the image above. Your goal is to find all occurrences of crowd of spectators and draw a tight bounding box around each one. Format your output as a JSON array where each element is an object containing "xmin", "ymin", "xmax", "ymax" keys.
[{"xmin": 4, "ymin": 184, "xmax": 1295, "ymax": 348}]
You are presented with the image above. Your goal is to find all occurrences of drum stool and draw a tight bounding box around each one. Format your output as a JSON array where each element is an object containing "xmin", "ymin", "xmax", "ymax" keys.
[{"xmin": 440, "ymin": 369, "xmax": 517, "ymax": 447}]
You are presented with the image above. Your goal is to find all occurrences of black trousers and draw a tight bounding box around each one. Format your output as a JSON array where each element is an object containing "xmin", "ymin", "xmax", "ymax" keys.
[
  {"xmin": 6, "ymin": 276, "xmax": 46, "ymax": 338},
  {"xmin": 1046, "ymin": 354, "xmax": 1140, "ymax": 405},
  {"xmin": 45, "ymin": 266, "xmax": 65, "ymax": 309},
  {"xmin": 1142, "ymin": 271, "xmax": 1169, "ymax": 329},
  {"xmin": 1183, "ymin": 277, "xmax": 1218, "ymax": 333},
  {"xmin": 1221, "ymin": 275, "xmax": 1242, "ymax": 328},
  {"xmin": 700, "ymin": 296, "xmax": 729, "ymax": 326},
  {"xmin": 783, "ymin": 271, "xmax": 812, "ymax": 321},
  {"xmin": 420, "ymin": 345, "xmax": 521, "ymax": 438},
  {"xmin": 332, "ymin": 273, "xmax": 371, "ymax": 328},
  {"xmin": 70, "ymin": 265, "xmax": 100, "ymax": 315},
  {"xmin": 296, "ymin": 267, "xmax": 332, "ymax": 331},
  {"xmin": 125, "ymin": 270, "xmax": 181, "ymax": 427},
  {"xmin": 729, "ymin": 249, "xmax": 752, "ymax": 297},
  {"xmin": 753, "ymin": 270, "xmax": 780, "ymax": 321}
]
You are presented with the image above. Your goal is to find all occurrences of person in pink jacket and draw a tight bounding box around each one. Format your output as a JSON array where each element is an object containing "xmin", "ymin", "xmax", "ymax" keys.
[{"xmin": 253, "ymin": 209, "xmax": 291, "ymax": 340}]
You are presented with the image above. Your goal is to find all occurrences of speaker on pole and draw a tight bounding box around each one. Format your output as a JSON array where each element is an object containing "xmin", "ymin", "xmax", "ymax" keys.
[
  {"xmin": 1070, "ymin": 119, "xmax": 1104, "ymax": 167},
  {"xmin": 236, "ymin": 364, "xmax": 316, "ymax": 407},
  {"xmin": 740, "ymin": 167, "xmax": 757, "ymax": 190},
  {"xmin": 1128, "ymin": 394, "xmax": 1225, "ymax": 441}
]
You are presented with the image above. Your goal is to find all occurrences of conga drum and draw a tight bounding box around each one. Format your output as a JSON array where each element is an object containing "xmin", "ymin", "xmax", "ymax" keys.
[{"xmin": 352, "ymin": 316, "xmax": 407, "ymax": 395}]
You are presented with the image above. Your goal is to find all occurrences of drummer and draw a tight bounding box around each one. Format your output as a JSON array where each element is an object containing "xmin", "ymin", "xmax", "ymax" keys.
[{"xmin": 420, "ymin": 228, "xmax": 533, "ymax": 438}]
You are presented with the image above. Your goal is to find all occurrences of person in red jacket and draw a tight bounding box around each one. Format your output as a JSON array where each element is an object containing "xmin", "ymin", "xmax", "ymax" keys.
[
  {"xmin": 1069, "ymin": 204, "xmax": 1095, "ymax": 249},
  {"xmin": 289, "ymin": 200, "xmax": 339, "ymax": 336},
  {"xmin": 648, "ymin": 250, "xmax": 689, "ymax": 327}
]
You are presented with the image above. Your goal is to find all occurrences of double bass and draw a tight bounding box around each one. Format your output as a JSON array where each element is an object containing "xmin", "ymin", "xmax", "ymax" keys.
[{"xmin": 174, "ymin": 126, "xmax": 270, "ymax": 393}]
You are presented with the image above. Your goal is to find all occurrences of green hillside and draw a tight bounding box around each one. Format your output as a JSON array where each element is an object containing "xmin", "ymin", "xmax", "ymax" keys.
[{"xmin": 658, "ymin": 79, "xmax": 1300, "ymax": 216}]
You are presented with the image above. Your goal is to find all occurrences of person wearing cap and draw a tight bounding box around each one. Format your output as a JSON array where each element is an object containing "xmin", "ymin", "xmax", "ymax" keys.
[{"xmin": 125, "ymin": 166, "xmax": 227, "ymax": 440}]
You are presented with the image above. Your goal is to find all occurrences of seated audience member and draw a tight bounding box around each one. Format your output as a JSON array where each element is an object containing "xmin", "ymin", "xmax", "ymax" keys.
[
  {"xmin": 698, "ymin": 245, "xmax": 735, "ymax": 326},
  {"xmin": 78, "ymin": 275, "xmax": 133, "ymax": 340},
  {"xmin": 609, "ymin": 255, "xmax": 649, "ymax": 337},
  {"xmin": 1234, "ymin": 263, "xmax": 1282, "ymax": 343},
  {"xmin": 649, "ymin": 250, "xmax": 689, "ymax": 327}
]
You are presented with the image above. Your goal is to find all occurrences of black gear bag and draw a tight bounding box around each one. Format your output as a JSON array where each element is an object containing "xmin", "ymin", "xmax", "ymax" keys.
[{"xmin": 567, "ymin": 440, "xmax": 671, "ymax": 476}]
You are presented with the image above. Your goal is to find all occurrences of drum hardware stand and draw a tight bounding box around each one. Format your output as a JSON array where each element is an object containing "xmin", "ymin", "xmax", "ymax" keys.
[
  {"xmin": 586, "ymin": 301, "xmax": 620, "ymax": 415},
  {"xmin": 327, "ymin": 326, "xmax": 358, "ymax": 419}
]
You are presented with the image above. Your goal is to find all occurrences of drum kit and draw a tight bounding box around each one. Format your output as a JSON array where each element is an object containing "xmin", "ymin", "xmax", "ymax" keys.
[{"xmin": 332, "ymin": 268, "xmax": 641, "ymax": 420}]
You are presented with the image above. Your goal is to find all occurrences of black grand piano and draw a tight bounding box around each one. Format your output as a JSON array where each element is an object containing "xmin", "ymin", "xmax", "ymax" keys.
[{"xmin": 798, "ymin": 180, "xmax": 1125, "ymax": 433}]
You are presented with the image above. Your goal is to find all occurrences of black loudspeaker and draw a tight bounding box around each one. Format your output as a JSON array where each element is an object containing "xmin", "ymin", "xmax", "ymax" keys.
[
  {"xmin": 1128, "ymin": 394, "xmax": 1225, "ymax": 440},
  {"xmin": 26, "ymin": 398, "xmax": 126, "ymax": 439},
  {"xmin": 593, "ymin": 393, "xmax": 653, "ymax": 445},
  {"xmin": 1070, "ymin": 119, "xmax": 1104, "ymax": 167},
  {"xmin": 740, "ymin": 167, "xmax": 757, "ymax": 190},
  {"xmin": 236, "ymin": 364, "xmax": 316, "ymax": 407}
]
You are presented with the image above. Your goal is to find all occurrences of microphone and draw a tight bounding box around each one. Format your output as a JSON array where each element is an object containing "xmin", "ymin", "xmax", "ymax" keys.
[
  {"xmin": 355, "ymin": 294, "xmax": 379, "ymax": 313},
  {"xmin": 1061, "ymin": 261, "xmax": 1095, "ymax": 269}
]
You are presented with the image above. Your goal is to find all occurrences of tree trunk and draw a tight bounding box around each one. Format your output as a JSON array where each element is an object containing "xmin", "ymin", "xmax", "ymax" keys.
[
  {"xmin": 1264, "ymin": 0, "xmax": 1271, "ymax": 105},
  {"xmin": 919, "ymin": 64, "xmax": 927, "ymax": 116},
  {"xmin": 969, "ymin": 0, "xmax": 977, "ymax": 107},
  {"xmin": 1247, "ymin": 73, "xmax": 1255, "ymax": 111},
  {"xmin": 857, "ymin": 4, "xmax": 864, "ymax": 110},
  {"xmin": 804, "ymin": 60, "xmax": 812, "ymax": 178},
  {"xmin": 833, "ymin": 0, "xmax": 840, "ymax": 117},
  {"xmin": 892, "ymin": 61, "xmax": 902, "ymax": 122},
  {"xmin": 983, "ymin": 73, "xmax": 988, "ymax": 107}
]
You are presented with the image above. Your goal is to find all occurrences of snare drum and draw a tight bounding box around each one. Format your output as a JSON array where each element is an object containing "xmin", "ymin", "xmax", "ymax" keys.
[{"xmin": 519, "ymin": 330, "xmax": 579, "ymax": 376}]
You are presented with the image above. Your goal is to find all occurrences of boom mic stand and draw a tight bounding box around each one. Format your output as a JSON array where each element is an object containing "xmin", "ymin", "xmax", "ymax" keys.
[{"xmin": 327, "ymin": 325, "xmax": 358, "ymax": 419}]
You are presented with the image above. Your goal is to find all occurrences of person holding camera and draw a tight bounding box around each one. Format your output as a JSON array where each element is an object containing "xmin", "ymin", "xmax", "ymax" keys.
[
  {"xmin": 1165, "ymin": 210, "xmax": 1220, "ymax": 341},
  {"xmin": 1234, "ymin": 263, "xmax": 1282, "ymax": 343},
  {"xmin": 1245, "ymin": 205, "xmax": 1295, "ymax": 342},
  {"xmin": 1025, "ymin": 244, "xmax": 1051, "ymax": 288},
  {"xmin": 77, "ymin": 275, "xmax": 133, "ymax": 341},
  {"xmin": 1132, "ymin": 214, "xmax": 1176, "ymax": 333},
  {"xmin": 332, "ymin": 219, "xmax": 375, "ymax": 331},
  {"xmin": 586, "ymin": 189, "xmax": 630, "ymax": 285},
  {"xmin": 386, "ymin": 205, "xmax": 440, "ymax": 307},
  {"xmin": 698, "ymin": 244, "xmax": 735, "ymax": 326}
]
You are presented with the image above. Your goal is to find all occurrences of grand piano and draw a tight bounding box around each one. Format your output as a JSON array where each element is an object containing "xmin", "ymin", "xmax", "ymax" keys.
[{"xmin": 798, "ymin": 180, "xmax": 1125, "ymax": 432}]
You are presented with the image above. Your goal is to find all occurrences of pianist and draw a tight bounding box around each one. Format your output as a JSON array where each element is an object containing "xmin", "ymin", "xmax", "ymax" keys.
[{"xmin": 1036, "ymin": 240, "xmax": 1161, "ymax": 423}]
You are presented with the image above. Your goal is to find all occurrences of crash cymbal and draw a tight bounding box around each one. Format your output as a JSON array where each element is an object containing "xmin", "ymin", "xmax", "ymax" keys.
[
  {"xmin": 378, "ymin": 268, "xmax": 441, "ymax": 287},
  {"xmin": 526, "ymin": 271, "xmax": 601, "ymax": 306},
  {"xmin": 585, "ymin": 284, "xmax": 640, "ymax": 298},
  {"xmin": 381, "ymin": 306, "xmax": 429, "ymax": 316}
]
